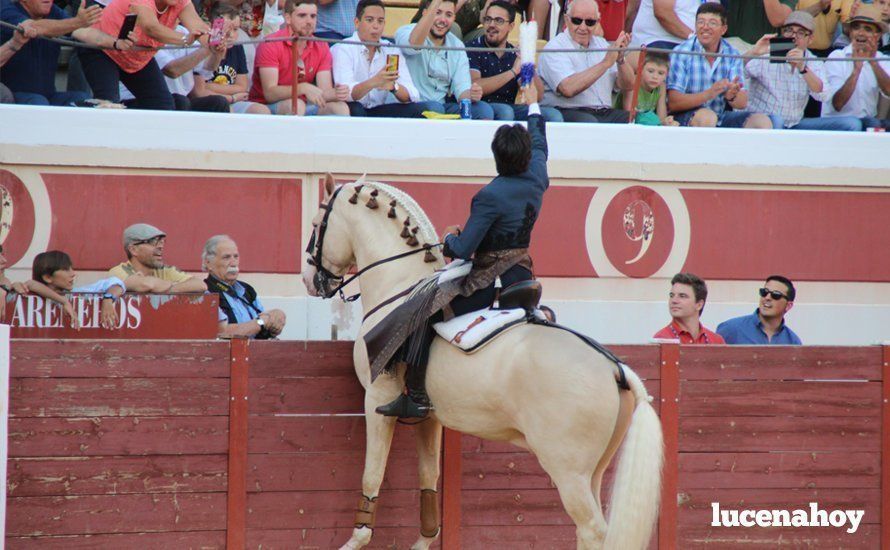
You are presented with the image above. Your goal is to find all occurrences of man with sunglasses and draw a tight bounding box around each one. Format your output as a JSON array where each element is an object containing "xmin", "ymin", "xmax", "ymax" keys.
[
  {"xmin": 467, "ymin": 0, "xmax": 563, "ymax": 120},
  {"xmin": 744, "ymin": 11, "xmax": 862, "ymax": 130},
  {"xmin": 108, "ymin": 223, "xmax": 207, "ymax": 294},
  {"xmin": 717, "ymin": 275, "xmax": 802, "ymax": 345},
  {"xmin": 822, "ymin": 5, "xmax": 890, "ymax": 130},
  {"xmin": 539, "ymin": 0, "xmax": 635, "ymax": 123}
]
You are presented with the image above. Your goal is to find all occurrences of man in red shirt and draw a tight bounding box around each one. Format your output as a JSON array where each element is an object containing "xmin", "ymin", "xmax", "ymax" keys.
[
  {"xmin": 653, "ymin": 272, "xmax": 725, "ymax": 344},
  {"xmin": 248, "ymin": 0, "xmax": 350, "ymax": 115}
]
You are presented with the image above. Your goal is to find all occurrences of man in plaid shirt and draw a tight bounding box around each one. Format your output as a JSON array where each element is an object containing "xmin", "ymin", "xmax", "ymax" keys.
[
  {"xmin": 667, "ymin": 2, "xmax": 775, "ymax": 128},
  {"xmin": 745, "ymin": 10, "xmax": 862, "ymax": 131}
]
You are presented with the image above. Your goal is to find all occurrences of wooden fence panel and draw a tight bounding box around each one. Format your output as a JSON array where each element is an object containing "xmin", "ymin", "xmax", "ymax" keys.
[{"xmin": 6, "ymin": 340, "xmax": 231, "ymax": 548}]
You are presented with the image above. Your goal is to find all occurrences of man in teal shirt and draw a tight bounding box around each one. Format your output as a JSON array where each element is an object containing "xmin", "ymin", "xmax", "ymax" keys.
[{"xmin": 395, "ymin": 0, "xmax": 493, "ymax": 119}]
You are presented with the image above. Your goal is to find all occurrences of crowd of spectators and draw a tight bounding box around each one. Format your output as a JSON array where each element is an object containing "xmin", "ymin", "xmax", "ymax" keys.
[
  {"xmin": 2, "ymin": 0, "xmax": 889, "ymax": 126},
  {"xmin": 0, "ymin": 223, "xmax": 286, "ymax": 339}
]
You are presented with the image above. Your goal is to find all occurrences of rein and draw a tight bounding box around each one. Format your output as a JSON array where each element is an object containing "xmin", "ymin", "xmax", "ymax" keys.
[{"xmin": 307, "ymin": 184, "xmax": 443, "ymax": 301}]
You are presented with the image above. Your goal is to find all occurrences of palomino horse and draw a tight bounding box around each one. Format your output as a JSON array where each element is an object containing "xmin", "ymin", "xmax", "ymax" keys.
[{"xmin": 302, "ymin": 175, "xmax": 663, "ymax": 550}]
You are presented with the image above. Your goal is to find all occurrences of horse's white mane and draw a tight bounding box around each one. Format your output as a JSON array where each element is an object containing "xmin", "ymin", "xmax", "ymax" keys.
[{"xmin": 352, "ymin": 180, "xmax": 439, "ymax": 246}]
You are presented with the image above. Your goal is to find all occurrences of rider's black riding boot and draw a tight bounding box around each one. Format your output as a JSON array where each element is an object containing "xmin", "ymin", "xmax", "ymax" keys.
[{"xmin": 375, "ymin": 361, "xmax": 432, "ymax": 418}]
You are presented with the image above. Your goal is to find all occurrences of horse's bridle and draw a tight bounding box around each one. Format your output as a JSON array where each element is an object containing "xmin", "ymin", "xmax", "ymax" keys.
[{"xmin": 306, "ymin": 184, "xmax": 443, "ymax": 301}]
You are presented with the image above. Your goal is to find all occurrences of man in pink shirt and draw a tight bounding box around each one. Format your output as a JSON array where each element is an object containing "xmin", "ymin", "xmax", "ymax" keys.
[
  {"xmin": 248, "ymin": 0, "xmax": 349, "ymax": 115},
  {"xmin": 653, "ymin": 272, "xmax": 725, "ymax": 344}
]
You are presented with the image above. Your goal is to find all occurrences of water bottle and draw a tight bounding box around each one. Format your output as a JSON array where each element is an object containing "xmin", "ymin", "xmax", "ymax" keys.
[{"xmin": 460, "ymin": 99, "xmax": 472, "ymax": 119}]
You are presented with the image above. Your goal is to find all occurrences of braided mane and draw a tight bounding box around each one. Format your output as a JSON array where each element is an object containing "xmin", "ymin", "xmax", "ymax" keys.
[{"xmin": 346, "ymin": 180, "xmax": 439, "ymax": 247}]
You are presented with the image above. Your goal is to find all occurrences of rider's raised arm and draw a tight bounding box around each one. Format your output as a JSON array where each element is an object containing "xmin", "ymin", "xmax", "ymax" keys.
[
  {"xmin": 442, "ymin": 188, "xmax": 500, "ymax": 260},
  {"xmin": 527, "ymin": 110, "xmax": 549, "ymax": 187}
]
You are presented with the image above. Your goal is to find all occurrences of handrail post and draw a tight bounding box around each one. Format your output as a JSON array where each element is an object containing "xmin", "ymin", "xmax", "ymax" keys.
[
  {"xmin": 291, "ymin": 36, "xmax": 300, "ymax": 116},
  {"xmin": 628, "ymin": 45, "xmax": 647, "ymax": 124},
  {"xmin": 226, "ymin": 338, "xmax": 250, "ymax": 548},
  {"xmin": 442, "ymin": 427, "xmax": 462, "ymax": 549},
  {"xmin": 881, "ymin": 345, "xmax": 890, "ymax": 549}
]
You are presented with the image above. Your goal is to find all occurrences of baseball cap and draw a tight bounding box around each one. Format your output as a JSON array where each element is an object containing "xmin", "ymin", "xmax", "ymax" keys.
[
  {"xmin": 123, "ymin": 223, "xmax": 166, "ymax": 248},
  {"xmin": 783, "ymin": 11, "xmax": 815, "ymax": 33}
]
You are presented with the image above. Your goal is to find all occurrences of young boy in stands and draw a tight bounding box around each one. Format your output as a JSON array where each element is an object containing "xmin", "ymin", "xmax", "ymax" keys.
[{"xmin": 615, "ymin": 51, "xmax": 678, "ymax": 126}]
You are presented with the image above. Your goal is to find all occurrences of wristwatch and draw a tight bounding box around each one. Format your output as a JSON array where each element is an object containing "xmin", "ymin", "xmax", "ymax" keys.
[
  {"xmin": 393, "ymin": 82, "xmax": 401, "ymax": 94},
  {"xmin": 102, "ymin": 292, "xmax": 118, "ymax": 303},
  {"xmin": 256, "ymin": 317, "xmax": 266, "ymax": 328}
]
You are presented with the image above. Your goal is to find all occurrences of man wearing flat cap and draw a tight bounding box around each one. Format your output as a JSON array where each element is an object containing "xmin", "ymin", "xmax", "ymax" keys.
[
  {"xmin": 745, "ymin": 10, "xmax": 862, "ymax": 130},
  {"xmin": 108, "ymin": 223, "xmax": 207, "ymax": 293},
  {"xmin": 822, "ymin": 4, "xmax": 890, "ymax": 129}
]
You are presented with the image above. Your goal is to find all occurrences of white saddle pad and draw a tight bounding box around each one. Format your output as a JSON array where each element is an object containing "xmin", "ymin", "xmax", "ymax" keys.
[{"xmin": 433, "ymin": 308, "xmax": 526, "ymax": 352}]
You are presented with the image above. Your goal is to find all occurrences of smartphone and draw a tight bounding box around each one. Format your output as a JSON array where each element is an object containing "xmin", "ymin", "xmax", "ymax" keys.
[
  {"xmin": 118, "ymin": 13, "xmax": 137, "ymax": 40},
  {"xmin": 769, "ymin": 37, "xmax": 794, "ymax": 63},
  {"xmin": 385, "ymin": 54, "xmax": 399, "ymax": 73},
  {"xmin": 209, "ymin": 17, "xmax": 226, "ymax": 47}
]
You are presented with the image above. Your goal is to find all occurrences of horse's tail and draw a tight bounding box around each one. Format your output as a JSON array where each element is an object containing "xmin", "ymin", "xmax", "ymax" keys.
[{"xmin": 603, "ymin": 365, "xmax": 663, "ymax": 550}]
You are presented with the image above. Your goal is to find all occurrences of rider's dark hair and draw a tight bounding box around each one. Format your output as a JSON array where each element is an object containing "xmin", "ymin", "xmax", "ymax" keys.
[
  {"xmin": 765, "ymin": 275, "xmax": 796, "ymax": 301},
  {"xmin": 491, "ymin": 123, "xmax": 531, "ymax": 176},
  {"xmin": 671, "ymin": 272, "xmax": 708, "ymax": 314},
  {"xmin": 32, "ymin": 250, "xmax": 72, "ymax": 284}
]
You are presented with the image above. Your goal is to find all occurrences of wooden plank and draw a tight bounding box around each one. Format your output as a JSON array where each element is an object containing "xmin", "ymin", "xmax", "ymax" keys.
[
  {"xmin": 679, "ymin": 346, "xmax": 882, "ymax": 381},
  {"xmin": 680, "ymin": 380, "xmax": 881, "ymax": 417},
  {"xmin": 442, "ymin": 428, "xmax": 462, "ymax": 550},
  {"xmin": 680, "ymin": 525, "xmax": 879, "ymax": 548},
  {"xmin": 610, "ymin": 344, "xmax": 662, "ymax": 380},
  {"xmin": 680, "ymin": 416, "xmax": 881, "ymax": 452},
  {"xmin": 882, "ymin": 344, "xmax": 890, "ymax": 550},
  {"xmin": 462, "ymin": 451, "xmax": 619, "ymax": 493},
  {"xmin": 6, "ymin": 493, "xmax": 227, "ymax": 536},
  {"xmin": 249, "ymin": 377, "xmax": 364, "ymax": 415},
  {"xmin": 8, "ymin": 417, "xmax": 229, "ymax": 457},
  {"xmin": 247, "ymin": 416, "xmax": 416, "ymax": 454},
  {"xmin": 249, "ymin": 340, "xmax": 355, "ymax": 378},
  {"xmin": 9, "ymin": 378, "xmax": 229, "ymax": 417},
  {"xmin": 460, "ymin": 525, "xmax": 576, "ymax": 549},
  {"xmin": 462, "ymin": 488, "xmax": 572, "ymax": 526},
  {"xmin": 246, "ymin": 527, "xmax": 440, "ymax": 549},
  {"xmin": 679, "ymin": 452, "xmax": 880, "ymax": 489},
  {"xmin": 5, "ymin": 530, "xmax": 227, "ymax": 549},
  {"xmin": 226, "ymin": 338, "xmax": 249, "ymax": 550},
  {"xmin": 247, "ymin": 452, "xmax": 420, "ymax": 492},
  {"xmin": 10, "ymin": 340, "xmax": 230, "ymax": 378},
  {"xmin": 659, "ymin": 343, "xmax": 680, "ymax": 550},
  {"xmin": 678, "ymin": 487, "xmax": 880, "ymax": 525},
  {"xmin": 7, "ymin": 455, "xmax": 228, "ymax": 497},
  {"xmin": 246, "ymin": 489, "xmax": 425, "ymax": 529}
]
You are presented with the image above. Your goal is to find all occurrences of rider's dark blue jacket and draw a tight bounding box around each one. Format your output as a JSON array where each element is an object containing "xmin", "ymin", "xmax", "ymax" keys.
[{"xmin": 443, "ymin": 113, "xmax": 549, "ymax": 260}]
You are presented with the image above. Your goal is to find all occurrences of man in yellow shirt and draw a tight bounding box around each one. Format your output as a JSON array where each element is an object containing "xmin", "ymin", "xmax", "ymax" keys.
[{"xmin": 108, "ymin": 223, "xmax": 207, "ymax": 293}]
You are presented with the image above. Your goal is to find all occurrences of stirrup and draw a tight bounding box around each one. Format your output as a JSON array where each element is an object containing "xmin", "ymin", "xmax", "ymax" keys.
[{"xmin": 375, "ymin": 391, "xmax": 433, "ymax": 418}]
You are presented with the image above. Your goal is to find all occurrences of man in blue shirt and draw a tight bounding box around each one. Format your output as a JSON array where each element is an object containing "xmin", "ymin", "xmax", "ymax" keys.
[
  {"xmin": 467, "ymin": 0, "xmax": 562, "ymax": 121},
  {"xmin": 717, "ymin": 275, "xmax": 803, "ymax": 345},
  {"xmin": 0, "ymin": 0, "xmax": 125, "ymax": 105},
  {"xmin": 202, "ymin": 235, "xmax": 286, "ymax": 339}
]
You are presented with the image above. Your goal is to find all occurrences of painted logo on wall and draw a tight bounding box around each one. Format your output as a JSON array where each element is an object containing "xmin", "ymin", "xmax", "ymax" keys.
[
  {"xmin": 0, "ymin": 169, "xmax": 45, "ymax": 268},
  {"xmin": 586, "ymin": 185, "xmax": 691, "ymax": 279}
]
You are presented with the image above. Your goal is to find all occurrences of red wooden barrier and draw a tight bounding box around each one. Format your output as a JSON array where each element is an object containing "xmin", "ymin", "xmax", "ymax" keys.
[{"xmin": 6, "ymin": 340, "xmax": 887, "ymax": 549}]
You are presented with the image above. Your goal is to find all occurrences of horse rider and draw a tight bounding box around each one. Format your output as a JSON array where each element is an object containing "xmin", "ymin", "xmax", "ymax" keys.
[{"xmin": 372, "ymin": 83, "xmax": 551, "ymax": 418}]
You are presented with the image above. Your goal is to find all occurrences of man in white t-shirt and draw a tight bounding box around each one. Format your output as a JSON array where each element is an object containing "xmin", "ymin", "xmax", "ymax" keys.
[
  {"xmin": 538, "ymin": 0, "xmax": 634, "ymax": 122},
  {"xmin": 822, "ymin": 5, "xmax": 890, "ymax": 129},
  {"xmin": 631, "ymin": 0, "xmax": 702, "ymax": 50}
]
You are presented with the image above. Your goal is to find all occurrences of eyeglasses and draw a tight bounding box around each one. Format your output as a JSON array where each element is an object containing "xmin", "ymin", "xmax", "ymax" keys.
[
  {"xmin": 135, "ymin": 236, "xmax": 165, "ymax": 247},
  {"xmin": 695, "ymin": 18, "xmax": 723, "ymax": 29},
  {"xmin": 759, "ymin": 288, "xmax": 788, "ymax": 300},
  {"xmin": 569, "ymin": 16, "xmax": 598, "ymax": 27},
  {"xmin": 782, "ymin": 27, "xmax": 811, "ymax": 38},
  {"xmin": 483, "ymin": 16, "xmax": 509, "ymax": 25}
]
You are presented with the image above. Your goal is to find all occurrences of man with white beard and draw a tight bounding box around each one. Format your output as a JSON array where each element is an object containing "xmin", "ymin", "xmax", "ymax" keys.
[{"xmin": 202, "ymin": 235, "xmax": 286, "ymax": 339}]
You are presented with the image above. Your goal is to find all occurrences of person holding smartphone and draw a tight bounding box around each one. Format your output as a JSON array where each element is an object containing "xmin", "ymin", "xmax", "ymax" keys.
[
  {"xmin": 331, "ymin": 0, "xmax": 423, "ymax": 117},
  {"xmin": 77, "ymin": 0, "xmax": 211, "ymax": 109},
  {"xmin": 744, "ymin": 10, "xmax": 862, "ymax": 131}
]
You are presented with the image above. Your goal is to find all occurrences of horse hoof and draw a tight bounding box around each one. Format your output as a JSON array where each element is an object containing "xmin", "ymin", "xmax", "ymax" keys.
[
  {"xmin": 339, "ymin": 526, "xmax": 374, "ymax": 550},
  {"xmin": 410, "ymin": 534, "xmax": 439, "ymax": 550}
]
